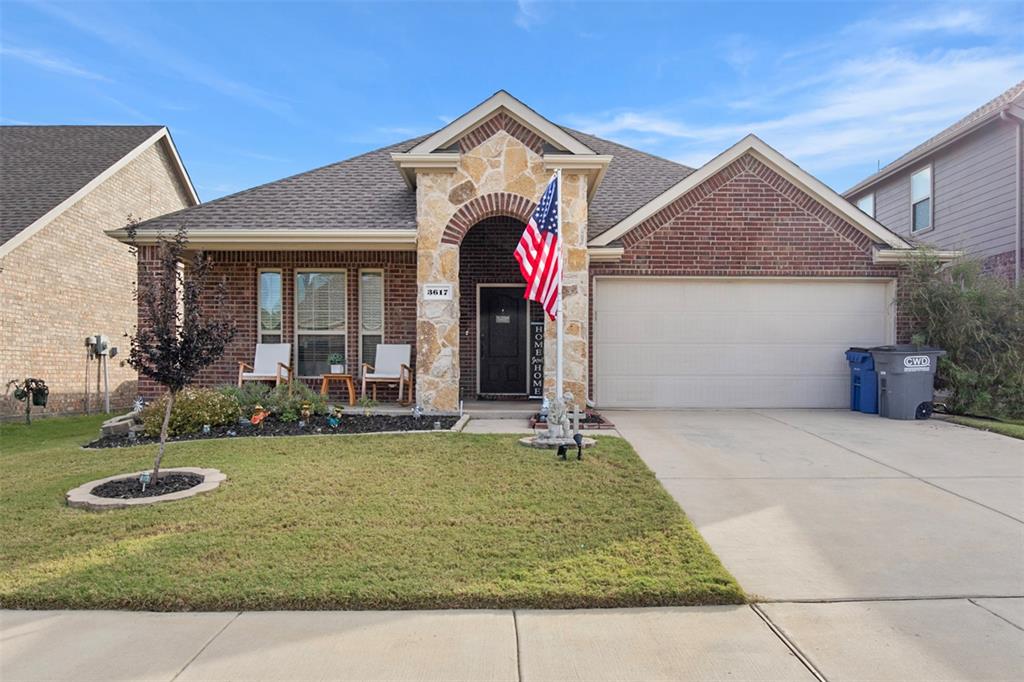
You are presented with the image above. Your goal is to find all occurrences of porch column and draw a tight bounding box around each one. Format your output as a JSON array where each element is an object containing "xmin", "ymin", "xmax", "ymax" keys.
[{"xmin": 414, "ymin": 173, "xmax": 461, "ymax": 412}]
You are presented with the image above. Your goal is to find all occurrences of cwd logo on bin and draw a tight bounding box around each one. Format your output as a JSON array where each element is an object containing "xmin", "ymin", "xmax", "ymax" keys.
[{"xmin": 903, "ymin": 355, "xmax": 931, "ymax": 372}]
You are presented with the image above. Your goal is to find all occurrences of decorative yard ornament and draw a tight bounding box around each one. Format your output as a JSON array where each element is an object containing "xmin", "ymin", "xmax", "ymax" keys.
[
  {"xmin": 546, "ymin": 391, "xmax": 574, "ymax": 440},
  {"xmin": 139, "ymin": 470, "xmax": 151, "ymax": 492},
  {"xmin": 5, "ymin": 378, "xmax": 48, "ymax": 424}
]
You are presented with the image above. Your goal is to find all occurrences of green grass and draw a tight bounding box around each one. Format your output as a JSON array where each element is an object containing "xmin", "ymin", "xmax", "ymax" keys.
[
  {"xmin": 946, "ymin": 415, "xmax": 1024, "ymax": 440},
  {"xmin": 0, "ymin": 415, "xmax": 742, "ymax": 610}
]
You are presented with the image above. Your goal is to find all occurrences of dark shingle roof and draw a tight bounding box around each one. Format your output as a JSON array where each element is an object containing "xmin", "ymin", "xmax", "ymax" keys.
[
  {"xmin": 564, "ymin": 129, "xmax": 694, "ymax": 241},
  {"xmin": 131, "ymin": 127, "xmax": 694, "ymax": 242},
  {"xmin": 135, "ymin": 136, "xmax": 425, "ymax": 234},
  {"xmin": 846, "ymin": 80, "xmax": 1024, "ymax": 196},
  {"xmin": 0, "ymin": 125, "xmax": 163, "ymax": 246}
]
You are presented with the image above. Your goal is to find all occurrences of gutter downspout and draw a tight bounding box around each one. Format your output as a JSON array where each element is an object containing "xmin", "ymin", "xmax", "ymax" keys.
[{"xmin": 1002, "ymin": 110, "xmax": 1022, "ymax": 286}]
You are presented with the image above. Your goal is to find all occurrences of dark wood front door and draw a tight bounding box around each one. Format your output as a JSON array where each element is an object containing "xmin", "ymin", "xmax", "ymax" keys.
[{"xmin": 479, "ymin": 286, "xmax": 527, "ymax": 394}]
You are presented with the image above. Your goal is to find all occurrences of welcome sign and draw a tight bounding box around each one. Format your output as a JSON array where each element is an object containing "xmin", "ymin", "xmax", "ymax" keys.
[{"xmin": 530, "ymin": 321, "xmax": 545, "ymax": 398}]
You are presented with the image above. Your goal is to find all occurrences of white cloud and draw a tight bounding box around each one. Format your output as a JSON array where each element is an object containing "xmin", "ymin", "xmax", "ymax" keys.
[
  {"xmin": 515, "ymin": 0, "xmax": 542, "ymax": 30},
  {"xmin": 32, "ymin": 3, "xmax": 296, "ymax": 122},
  {"xmin": 568, "ymin": 4, "xmax": 1024, "ymax": 192},
  {"xmin": 0, "ymin": 46, "xmax": 109, "ymax": 81}
]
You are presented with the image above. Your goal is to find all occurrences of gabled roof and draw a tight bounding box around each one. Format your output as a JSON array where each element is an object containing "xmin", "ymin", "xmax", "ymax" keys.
[
  {"xmin": 408, "ymin": 91, "xmax": 596, "ymax": 155},
  {"xmin": 845, "ymin": 80, "xmax": 1024, "ymax": 196},
  {"xmin": 589, "ymin": 134, "xmax": 912, "ymax": 250},
  {"xmin": 122, "ymin": 125, "xmax": 694, "ymax": 245},
  {"xmin": 0, "ymin": 125, "xmax": 197, "ymax": 255},
  {"xmin": 566, "ymin": 129, "xmax": 693, "ymax": 241}
]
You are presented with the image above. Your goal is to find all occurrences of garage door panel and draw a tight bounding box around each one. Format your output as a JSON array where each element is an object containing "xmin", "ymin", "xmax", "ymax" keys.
[
  {"xmin": 594, "ymin": 278, "xmax": 892, "ymax": 408},
  {"xmin": 598, "ymin": 342, "xmax": 858, "ymax": 377}
]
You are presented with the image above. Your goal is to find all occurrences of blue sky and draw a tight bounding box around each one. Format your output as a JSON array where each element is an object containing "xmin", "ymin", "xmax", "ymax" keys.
[{"xmin": 2, "ymin": 1, "xmax": 1021, "ymax": 200}]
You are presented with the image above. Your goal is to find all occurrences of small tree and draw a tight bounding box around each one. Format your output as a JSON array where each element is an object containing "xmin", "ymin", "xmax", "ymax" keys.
[{"xmin": 126, "ymin": 218, "xmax": 235, "ymax": 480}]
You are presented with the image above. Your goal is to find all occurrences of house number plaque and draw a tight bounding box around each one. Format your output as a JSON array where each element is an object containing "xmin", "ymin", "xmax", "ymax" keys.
[{"xmin": 422, "ymin": 283, "xmax": 453, "ymax": 300}]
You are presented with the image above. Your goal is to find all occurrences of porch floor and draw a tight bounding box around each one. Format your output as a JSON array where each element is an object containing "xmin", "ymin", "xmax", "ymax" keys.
[{"xmin": 462, "ymin": 399, "xmax": 538, "ymax": 419}]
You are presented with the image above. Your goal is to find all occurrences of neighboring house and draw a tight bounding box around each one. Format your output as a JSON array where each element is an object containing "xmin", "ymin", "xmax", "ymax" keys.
[
  {"xmin": 0, "ymin": 126, "xmax": 197, "ymax": 417},
  {"xmin": 116, "ymin": 91, "xmax": 943, "ymax": 412},
  {"xmin": 846, "ymin": 81, "xmax": 1024, "ymax": 285}
]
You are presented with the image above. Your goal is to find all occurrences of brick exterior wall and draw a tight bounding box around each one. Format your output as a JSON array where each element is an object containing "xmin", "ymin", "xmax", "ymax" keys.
[
  {"xmin": 136, "ymin": 249, "xmax": 417, "ymax": 404},
  {"xmin": 0, "ymin": 139, "xmax": 193, "ymax": 418},
  {"xmin": 458, "ymin": 216, "xmax": 543, "ymax": 398},
  {"xmin": 588, "ymin": 152, "xmax": 911, "ymax": 400},
  {"xmin": 981, "ymin": 249, "xmax": 1022, "ymax": 285}
]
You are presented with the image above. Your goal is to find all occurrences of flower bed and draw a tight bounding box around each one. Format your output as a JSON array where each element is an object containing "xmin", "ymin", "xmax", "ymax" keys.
[{"xmin": 86, "ymin": 414, "xmax": 461, "ymax": 449}]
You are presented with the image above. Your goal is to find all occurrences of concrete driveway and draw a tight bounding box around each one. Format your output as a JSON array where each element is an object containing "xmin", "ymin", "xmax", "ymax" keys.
[{"xmin": 609, "ymin": 408, "xmax": 1024, "ymax": 679}]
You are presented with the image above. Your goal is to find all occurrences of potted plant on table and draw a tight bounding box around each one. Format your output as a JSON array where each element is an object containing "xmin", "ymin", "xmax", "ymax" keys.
[{"xmin": 328, "ymin": 352, "xmax": 346, "ymax": 374}]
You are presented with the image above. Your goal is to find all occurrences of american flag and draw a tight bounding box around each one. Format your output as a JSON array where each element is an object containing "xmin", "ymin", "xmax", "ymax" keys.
[{"xmin": 515, "ymin": 173, "xmax": 561, "ymax": 319}]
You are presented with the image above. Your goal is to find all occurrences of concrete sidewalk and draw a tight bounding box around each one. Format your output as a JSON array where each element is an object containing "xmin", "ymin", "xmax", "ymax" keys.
[
  {"xmin": 1, "ymin": 606, "xmax": 812, "ymax": 681},
  {"xmin": 4, "ymin": 601, "xmax": 1022, "ymax": 681}
]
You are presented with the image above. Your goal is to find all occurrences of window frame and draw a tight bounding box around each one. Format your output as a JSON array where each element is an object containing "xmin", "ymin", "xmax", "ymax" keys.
[
  {"xmin": 910, "ymin": 165, "xmax": 933, "ymax": 234},
  {"xmin": 257, "ymin": 268, "xmax": 283, "ymax": 345},
  {"xmin": 855, "ymin": 192, "xmax": 875, "ymax": 219},
  {"xmin": 293, "ymin": 268, "xmax": 348, "ymax": 378},
  {"xmin": 358, "ymin": 268, "xmax": 385, "ymax": 369}
]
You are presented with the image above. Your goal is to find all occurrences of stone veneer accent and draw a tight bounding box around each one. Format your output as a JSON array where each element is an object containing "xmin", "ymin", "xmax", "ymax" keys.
[
  {"xmin": 414, "ymin": 125, "xmax": 589, "ymax": 411},
  {"xmin": 0, "ymin": 140, "xmax": 193, "ymax": 418}
]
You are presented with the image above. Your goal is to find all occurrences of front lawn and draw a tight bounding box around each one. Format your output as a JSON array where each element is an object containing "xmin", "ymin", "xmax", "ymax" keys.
[
  {"xmin": 0, "ymin": 415, "xmax": 742, "ymax": 610},
  {"xmin": 946, "ymin": 415, "xmax": 1024, "ymax": 440}
]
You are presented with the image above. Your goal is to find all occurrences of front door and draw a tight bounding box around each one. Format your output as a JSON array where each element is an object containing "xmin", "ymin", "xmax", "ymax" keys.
[{"xmin": 479, "ymin": 286, "xmax": 528, "ymax": 394}]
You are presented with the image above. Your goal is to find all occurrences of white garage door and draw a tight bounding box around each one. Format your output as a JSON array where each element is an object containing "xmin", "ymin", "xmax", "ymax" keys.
[{"xmin": 594, "ymin": 278, "xmax": 893, "ymax": 408}]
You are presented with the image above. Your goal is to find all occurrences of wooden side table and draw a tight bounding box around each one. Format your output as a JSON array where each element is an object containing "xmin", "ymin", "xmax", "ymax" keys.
[{"xmin": 320, "ymin": 374, "xmax": 356, "ymax": 406}]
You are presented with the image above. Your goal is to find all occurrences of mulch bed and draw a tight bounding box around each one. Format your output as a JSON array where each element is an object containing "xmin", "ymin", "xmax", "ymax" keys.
[
  {"xmin": 85, "ymin": 414, "xmax": 461, "ymax": 449},
  {"xmin": 529, "ymin": 410, "xmax": 615, "ymax": 430},
  {"xmin": 91, "ymin": 472, "xmax": 204, "ymax": 499}
]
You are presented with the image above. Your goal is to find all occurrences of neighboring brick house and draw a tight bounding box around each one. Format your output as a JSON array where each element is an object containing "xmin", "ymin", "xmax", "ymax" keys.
[
  {"xmin": 846, "ymin": 81, "xmax": 1023, "ymax": 285},
  {"xmin": 0, "ymin": 126, "xmax": 197, "ymax": 417},
  {"xmin": 118, "ymin": 92, "xmax": 948, "ymax": 411}
]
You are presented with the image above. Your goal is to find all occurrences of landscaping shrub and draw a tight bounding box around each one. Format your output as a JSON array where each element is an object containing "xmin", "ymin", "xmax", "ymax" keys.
[
  {"xmin": 266, "ymin": 382, "xmax": 328, "ymax": 422},
  {"xmin": 142, "ymin": 388, "xmax": 241, "ymax": 437},
  {"xmin": 219, "ymin": 381, "xmax": 328, "ymax": 422},
  {"xmin": 219, "ymin": 382, "xmax": 272, "ymax": 416},
  {"xmin": 902, "ymin": 254, "xmax": 1024, "ymax": 419}
]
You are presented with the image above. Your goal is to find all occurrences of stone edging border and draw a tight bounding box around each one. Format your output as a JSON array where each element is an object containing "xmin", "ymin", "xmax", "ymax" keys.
[{"xmin": 66, "ymin": 467, "xmax": 226, "ymax": 511}]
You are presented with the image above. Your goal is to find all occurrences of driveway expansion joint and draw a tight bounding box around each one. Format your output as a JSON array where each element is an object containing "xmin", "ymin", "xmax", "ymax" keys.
[
  {"xmin": 969, "ymin": 598, "xmax": 1024, "ymax": 632},
  {"xmin": 750, "ymin": 604, "xmax": 827, "ymax": 682}
]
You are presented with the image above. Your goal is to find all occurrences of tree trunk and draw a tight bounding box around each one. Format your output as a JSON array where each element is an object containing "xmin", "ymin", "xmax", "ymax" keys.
[
  {"xmin": 24, "ymin": 393, "xmax": 31, "ymax": 425},
  {"xmin": 153, "ymin": 390, "xmax": 176, "ymax": 481}
]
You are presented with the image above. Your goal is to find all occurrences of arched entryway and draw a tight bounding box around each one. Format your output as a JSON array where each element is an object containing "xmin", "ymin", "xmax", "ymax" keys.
[{"xmin": 459, "ymin": 216, "xmax": 545, "ymax": 399}]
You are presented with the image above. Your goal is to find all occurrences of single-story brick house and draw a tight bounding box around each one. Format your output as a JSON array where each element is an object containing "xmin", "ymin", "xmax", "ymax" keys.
[
  {"xmin": 114, "ymin": 92, "xmax": 951, "ymax": 412},
  {"xmin": 1, "ymin": 125, "xmax": 196, "ymax": 417}
]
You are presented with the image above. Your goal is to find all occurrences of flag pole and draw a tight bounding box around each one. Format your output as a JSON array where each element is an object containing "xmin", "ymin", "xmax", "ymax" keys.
[{"xmin": 555, "ymin": 168, "xmax": 564, "ymax": 402}]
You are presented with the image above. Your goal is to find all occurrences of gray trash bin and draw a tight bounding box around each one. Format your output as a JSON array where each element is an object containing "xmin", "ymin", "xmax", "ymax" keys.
[{"xmin": 870, "ymin": 345, "xmax": 947, "ymax": 420}]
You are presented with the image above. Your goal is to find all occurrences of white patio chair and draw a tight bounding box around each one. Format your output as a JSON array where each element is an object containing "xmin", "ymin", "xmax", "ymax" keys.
[
  {"xmin": 361, "ymin": 344, "xmax": 413, "ymax": 405},
  {"xmin": 238, "ymin": 343, "xmax": 292, "ymax": 391}
]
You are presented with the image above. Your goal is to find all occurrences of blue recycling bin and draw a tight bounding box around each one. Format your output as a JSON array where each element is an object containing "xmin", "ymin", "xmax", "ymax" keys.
[{"xmin": 845, "ymin": 348, "xmax": 878, "ymax": 414}]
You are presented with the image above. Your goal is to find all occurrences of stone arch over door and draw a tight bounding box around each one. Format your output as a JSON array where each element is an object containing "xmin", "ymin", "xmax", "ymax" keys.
[{"xmin": 441, "ymin": 192, "xmax": 536, "ymax": 246}]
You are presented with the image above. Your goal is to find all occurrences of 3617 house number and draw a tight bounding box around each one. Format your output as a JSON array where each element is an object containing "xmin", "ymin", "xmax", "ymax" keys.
[{"xmin": 423, "ymin": 284, "xmax": 453, "ymax": 300}]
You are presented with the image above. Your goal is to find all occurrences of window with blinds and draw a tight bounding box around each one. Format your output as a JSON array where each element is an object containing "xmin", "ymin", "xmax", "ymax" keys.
[
  {"xmin": 258, "ymin": 270, "xmax": 282, "ymax": 344},
  {"xmin": 359, "ymin": 270, "xmax": 384, "ymax": 367},
  {"xmin": 295, "ymin": 270, "xmax": 346, "ymax": 376}
]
